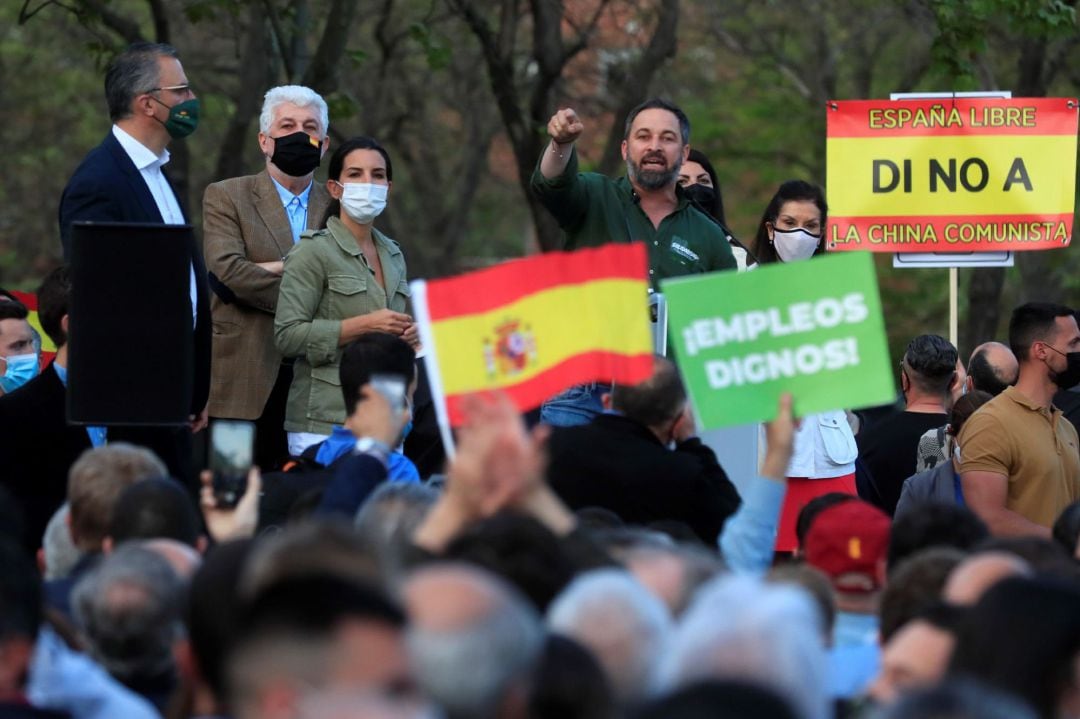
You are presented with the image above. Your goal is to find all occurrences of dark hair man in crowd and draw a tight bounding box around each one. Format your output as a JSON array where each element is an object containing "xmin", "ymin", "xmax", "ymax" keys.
[
  {"xmin": 0, "ymin": 300, "xmax": 37, "ymax": 397},
  {"xmin": 959, "ymin": 303, "xmax": 1080, "ymax": 537},
  {"xmin": 545, "ymin": 355, "xmax": 740, "ymax": 545},
  {"xmin": 58, "ymin": 41, "xmax": 211, "ymax": 485},
  {"xmin": 0, "ymin": 267, "xmax": 93, "ymax": 554},
  {"xmin": 226, "ymin": 574, "xmax": 414, "ymax": 719},
  {"xmin": 203, "ymin": 86, "xmax": 332, "ymax": 469},
  {"xmin": 915, "ymin": 342, "xmax": 1019, "ymax": 472},
  {"xmin": 314, "ymin": 333, "xmax": 418, "ymax": 517},
  {"xmin": 858, "ymin": 334, "xmax": 960, "ymax": 515},
  {"xmin": 531, "ymin": 98, "xmax": 736, "ymax": 426}
]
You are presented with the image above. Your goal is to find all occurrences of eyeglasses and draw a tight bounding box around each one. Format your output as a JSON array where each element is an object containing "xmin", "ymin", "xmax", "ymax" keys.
[{"xmin": 148, "ymin": 84, "xmax": 193, "ymax": 95}]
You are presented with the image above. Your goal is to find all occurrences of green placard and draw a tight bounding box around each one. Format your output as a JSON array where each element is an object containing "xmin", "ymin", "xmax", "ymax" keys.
[{"xmin": 661, "ymin": 252, "xmax": 895, "ymax": 428}]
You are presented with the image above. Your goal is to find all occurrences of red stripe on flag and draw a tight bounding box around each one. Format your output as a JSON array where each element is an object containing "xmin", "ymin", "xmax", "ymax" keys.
[
  {"xmin": 443, "ymin": 350, "xmax": 654, "ymax": 426},
  {"xmin": 9, "ymin": 291, "xmax": 36, "ymax": 311},
  {"xmin": 827, "ymin": 213, "xmax": 1072, "ymax": 252},
  {"xmin": 426, "ymin": 243, "xmax": 647, "ymax": 321},
  {"xmin": 828, "ymin": 98, "xmax": 1078, "ymax": 138}
]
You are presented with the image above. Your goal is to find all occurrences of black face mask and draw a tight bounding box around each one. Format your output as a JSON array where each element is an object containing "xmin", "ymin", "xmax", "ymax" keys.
[
  {"xmin": 682, "ymin": 183, "xmax": 717, "ymax": 214},
  {"xmin": 270, "ymin": 131, "xmax": 322, "ymax": 177},
  {"xmin": 1046, "ymin": 345, "xmax": 1080, "ymax": 390}
]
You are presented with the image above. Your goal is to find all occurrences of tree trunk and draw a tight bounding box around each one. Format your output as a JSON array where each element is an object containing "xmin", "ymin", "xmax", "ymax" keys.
[
  {"xmin": 213, "ymin": 7, "xmax": 274, "ymax": 182},
  {"xmin": 962, "ymin": 267, "xmax": 1007, "ymax": 349},
  {"xmin": 596, "ymin": 0, "xmax": 680, "ymax": 176}
]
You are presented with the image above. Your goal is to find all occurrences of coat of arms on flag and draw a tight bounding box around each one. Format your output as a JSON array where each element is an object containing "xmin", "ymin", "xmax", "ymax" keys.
[{"xmin": 411, "ymin": 243, "xmax": 655, "ymax": 445}]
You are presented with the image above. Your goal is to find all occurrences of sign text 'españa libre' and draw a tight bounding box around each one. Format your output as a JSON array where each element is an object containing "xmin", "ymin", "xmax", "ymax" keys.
[
  {"xmin": 662, "ymin": 253, "xmax": 894, "ymax": 429},
  {"xmin": 826, "ymin": 98, "xmax": 1078, "ymax": 252}
]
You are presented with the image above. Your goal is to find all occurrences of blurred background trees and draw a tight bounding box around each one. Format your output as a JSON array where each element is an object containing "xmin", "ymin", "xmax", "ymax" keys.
[{"xmin": 2, "ymin": 0, "xmax": 1078, "ymax": 363}]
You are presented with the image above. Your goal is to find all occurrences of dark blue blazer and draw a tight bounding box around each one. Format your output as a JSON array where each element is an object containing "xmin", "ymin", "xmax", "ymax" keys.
[
  {"xmin": 0, "ymin": 363, "xmax": 90, "ymax": 555},
  {"xmin": 58, "ymin": 131, "xmax": 211, "ymax": 413}
]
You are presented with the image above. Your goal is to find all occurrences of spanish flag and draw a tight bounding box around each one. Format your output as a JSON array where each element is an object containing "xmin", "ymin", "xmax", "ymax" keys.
[
  {"xmin": 9, "ymin": 291, "xmax": 57, "ymax": 367},
  {"xmin": 412, "ymin": 243, "xmax": 654, "ymax": 430}
]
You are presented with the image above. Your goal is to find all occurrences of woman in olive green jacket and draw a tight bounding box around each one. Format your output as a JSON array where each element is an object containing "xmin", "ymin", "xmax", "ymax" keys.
[{"xmin": 274, "ymin": 137, "xmax": 415, "ymax": 455}]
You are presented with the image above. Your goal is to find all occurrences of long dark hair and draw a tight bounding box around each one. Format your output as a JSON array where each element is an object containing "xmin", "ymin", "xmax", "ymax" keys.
[
  {"xmin": 686, "ymin": 148, "xmax": 726, "ymax": 225},
  {"xmin": 754, "ymin": 180, "xmax": 828, "ymax": 264},
  {"xmin": 321, "ymin": 136, "xmax": 393, "ymax": 228}
]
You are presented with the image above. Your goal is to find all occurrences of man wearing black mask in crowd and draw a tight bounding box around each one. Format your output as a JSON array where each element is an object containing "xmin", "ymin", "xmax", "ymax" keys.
[
  {"xmin": 959, "ymin": 302, "xmax": 1080, "ymax": 537},
  {"xmin": 203, "ymin": 86, "xmax": 331, "ymax": 469}
]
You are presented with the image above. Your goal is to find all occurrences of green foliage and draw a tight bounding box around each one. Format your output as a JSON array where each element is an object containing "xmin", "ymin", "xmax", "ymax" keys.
[
  {"xmin": 183, "ymin": 0, "xmax": 243, "ymax": 25},
  {"xmin": 408, "ymin": 21, "xmax": 452, "ymax": 71},
  {"xmin": 926, "ymin": 0, "xmax": 1077, "ymax": 87},
  {"xmin": 2, "ymin": 0, "xmax": 1080, "ymax": 360},
  {"xmin": 346, "ymin": 48, "xmax": 368, "ymax": 67}
]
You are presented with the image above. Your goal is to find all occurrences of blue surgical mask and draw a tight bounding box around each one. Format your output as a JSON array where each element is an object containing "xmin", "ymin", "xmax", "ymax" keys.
[
  {"xmin": 402, "ymin": 418, "xmax": 413, "ymax": 442},
  {"xmin": 0, "ymin": 353, "xmax": 38, "ymax": 394}
]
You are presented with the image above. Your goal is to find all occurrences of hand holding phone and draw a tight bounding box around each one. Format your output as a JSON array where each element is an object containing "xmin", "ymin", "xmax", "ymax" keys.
[
  {"xmin": 349, "ymin": 374, "xmax": 409, "ymax": 447},
  {"xmin": 209, "ymin": 420, "xmax": 255, "ymax": 508}
]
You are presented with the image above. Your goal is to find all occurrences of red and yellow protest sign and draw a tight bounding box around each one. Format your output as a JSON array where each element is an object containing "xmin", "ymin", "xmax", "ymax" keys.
[
  {"xmin": 826, "ymin": 98, "xmax": 1078, "ymax": 252},
  {"xmin": 412, "ymin": 243, "xmax": 654, "ymax": 428}
]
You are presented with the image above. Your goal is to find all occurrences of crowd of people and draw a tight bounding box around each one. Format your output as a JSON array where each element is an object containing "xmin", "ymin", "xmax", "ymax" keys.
[{"xmin": 0, "ymin": 40, "xmax": 1078, "ymax": 719}]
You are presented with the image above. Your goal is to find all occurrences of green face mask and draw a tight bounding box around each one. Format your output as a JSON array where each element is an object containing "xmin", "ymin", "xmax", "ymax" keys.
[{"xmin": 152, "ymin": 96, "xmax": 200, "ymax": 139}]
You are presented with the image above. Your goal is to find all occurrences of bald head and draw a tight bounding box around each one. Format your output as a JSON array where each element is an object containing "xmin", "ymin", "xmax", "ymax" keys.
[
  {"xmin": 402, "ymin": 564, "xmax": 543, "ymax": 719},
  {"xmin": 403, "ymin": 564, "xmax": 510, "ymax": 632},
  {"xmin": 967, "ymin": 342, "xmax": 1019, "ymax": 396},
  {"xmin": 140, "ymin": 538, "xmax": 202, "ymax": 579},
  {"xmin": 943, "ymin": 552, "xmax": 1032, "ymax": 606}
]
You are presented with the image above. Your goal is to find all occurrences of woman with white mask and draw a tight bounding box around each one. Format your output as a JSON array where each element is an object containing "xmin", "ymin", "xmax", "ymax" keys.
[
  {"xmin": 275, "ymin": 137, "xmax": 415, "ymax": 456},
  {"xmin": 753, "ymin": 181, "xmax": 858, "ymax": 551}
]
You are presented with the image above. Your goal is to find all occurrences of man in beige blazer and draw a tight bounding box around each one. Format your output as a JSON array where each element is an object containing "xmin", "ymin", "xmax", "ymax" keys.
[{"xmin": 203, "ymin": 85, "xmax": 332, "ymax": 468}]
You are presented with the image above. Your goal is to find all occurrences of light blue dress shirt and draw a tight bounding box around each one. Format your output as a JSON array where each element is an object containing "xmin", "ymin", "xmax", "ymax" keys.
[
  {"xmin": 54, "ymin": 363, "xmax": 107, "ymax": 448},
  {"xmin": 270, "ymin": 176, "xmax": 314, "ymax": 244}
]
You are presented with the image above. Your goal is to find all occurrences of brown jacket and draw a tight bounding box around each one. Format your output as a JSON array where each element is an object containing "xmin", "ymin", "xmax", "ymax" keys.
[{"xmin": 203, "ymin": 170, "xmax": 331, "ymax": 419}]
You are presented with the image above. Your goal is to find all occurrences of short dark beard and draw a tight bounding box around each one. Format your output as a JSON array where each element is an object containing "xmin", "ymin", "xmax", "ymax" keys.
[{"xmin": 626, "ymin": 153, "xmax": 682, "ymax": 191}]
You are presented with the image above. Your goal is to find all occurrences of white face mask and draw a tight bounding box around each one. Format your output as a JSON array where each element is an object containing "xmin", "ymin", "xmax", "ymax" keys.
[
  {"xmin": 772, "ymin": 227, "xmax": 820, "ymax": 262},
  {"xmin": 335, "ymin": 181, "xmax": 388, "ymax": 224}
]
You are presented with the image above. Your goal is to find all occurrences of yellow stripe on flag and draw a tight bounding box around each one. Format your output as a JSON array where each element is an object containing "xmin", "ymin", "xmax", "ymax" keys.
[
  {"xmin": 431, "ymin": 278, "xmax": 652, "ymax": 395},
  {"xmin": 828, "ymin": 134, "xmax": 1076, "ymax": 216}
]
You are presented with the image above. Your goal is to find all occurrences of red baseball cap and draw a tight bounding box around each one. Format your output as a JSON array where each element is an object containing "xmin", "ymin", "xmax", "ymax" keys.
[{"xmin": 804, "ymin": 500, "xmax": 891, "ymax": 592}]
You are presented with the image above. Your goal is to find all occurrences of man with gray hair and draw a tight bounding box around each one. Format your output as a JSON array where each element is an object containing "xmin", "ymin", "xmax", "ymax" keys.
[
  {"xmin": 402, "ymin": 563, "xmax": 545, "ymax": 719},
  {"xmin": 354, "ymin": 482, "xmax": 438, "ymax": 576},
  {"xmin": 203, "ymin": 85, "xmax": 332, "ymax": 467},
  {"xmin": 59, "ymin": 42, "xmax": 212, "ymax": 482},
  {"xmin": 72, "ymin": 543, "xmax": 185, "ymax": 712},
  {"xmin": 662, "ymin": 574, "xmax": 830, "ymax": 719},
  {"xmin": 547, "ymin": 569, "xmax": 673, "ymax": 708}
]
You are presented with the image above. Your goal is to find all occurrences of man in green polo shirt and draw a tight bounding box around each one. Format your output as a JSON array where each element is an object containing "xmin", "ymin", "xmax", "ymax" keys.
[
  {"xmin": 533, "ymin": 98, "xmax": 735, "ymax": 290},
  {"xmin": 531, "ymin": 98, "xmax": 736, "ymax": 426}
]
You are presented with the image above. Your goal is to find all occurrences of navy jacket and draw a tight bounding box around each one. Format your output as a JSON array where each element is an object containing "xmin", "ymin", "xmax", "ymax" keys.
[
  {"xmin": 546, "ymin": 413, "xmax": 741, "ymax": 545},
  {"xmin": 0, "ymin": 363, "xmax": 90, "ymax": 554},
  {"xmin": 58, "ymin": 132, "xmax": 211, "ymax": 414}
]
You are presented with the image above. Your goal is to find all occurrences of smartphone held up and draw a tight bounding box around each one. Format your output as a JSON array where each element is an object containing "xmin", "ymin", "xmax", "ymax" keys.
[{"xmin": 209, "ymin": 420, "xmax": 255, "ymax": 508}]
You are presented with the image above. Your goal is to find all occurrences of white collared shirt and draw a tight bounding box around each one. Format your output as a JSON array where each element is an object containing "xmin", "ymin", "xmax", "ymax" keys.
[{"xmin": 112, "ymin": 125, "xmax": 198, "ymax": 326}]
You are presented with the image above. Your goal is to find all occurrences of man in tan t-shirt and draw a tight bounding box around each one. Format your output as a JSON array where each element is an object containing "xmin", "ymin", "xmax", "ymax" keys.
[{"xmin": 959, "ymin": 303, "xmax": 1080, "ymax": 537}]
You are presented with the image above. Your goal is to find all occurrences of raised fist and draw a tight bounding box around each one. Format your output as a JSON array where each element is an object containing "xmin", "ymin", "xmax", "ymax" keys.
[{"xmin": 547, "ymin": 108, "xmax": 584, "ymax": 145}]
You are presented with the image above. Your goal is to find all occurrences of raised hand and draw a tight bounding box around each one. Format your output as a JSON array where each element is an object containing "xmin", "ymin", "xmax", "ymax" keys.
[{"xmin": 548, "ymin": 108, "xmax": 584, "ymax": 146}]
